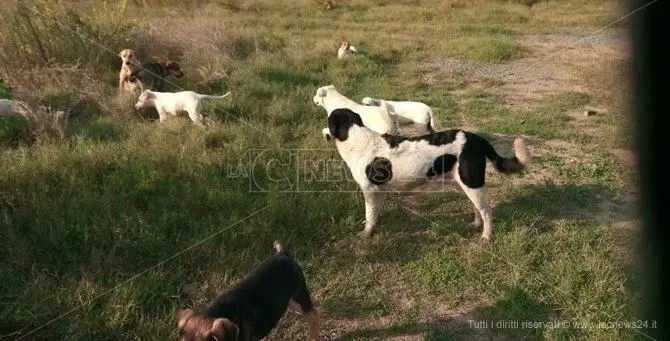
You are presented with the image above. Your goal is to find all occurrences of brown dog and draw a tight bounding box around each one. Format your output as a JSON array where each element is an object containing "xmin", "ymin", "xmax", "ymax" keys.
[{"xmin": 118, "ymin": 49, "xmax": 141, "ymax": 92}]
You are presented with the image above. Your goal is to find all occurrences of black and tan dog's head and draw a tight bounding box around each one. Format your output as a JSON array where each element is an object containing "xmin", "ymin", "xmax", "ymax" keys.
[
  {"xmin": 178, "ymin": 309, "xmax": 239, "ymax": 341},
  {"xmin": 324, "ymin": 108, "xmax": 364, "ymax": 142},
  {"xmin": 163, "ymin": 60, "xmax": 184, "ymax": 78}
]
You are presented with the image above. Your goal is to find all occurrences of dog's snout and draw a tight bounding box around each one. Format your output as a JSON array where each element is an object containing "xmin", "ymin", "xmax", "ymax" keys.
[{"xmin": 125, "ymin": 61, "xmax": 130, "ymax": 66}]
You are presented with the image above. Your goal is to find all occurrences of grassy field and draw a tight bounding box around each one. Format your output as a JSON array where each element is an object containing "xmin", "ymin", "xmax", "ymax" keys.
[{"xmin": 0, "ymin": 0, "xmax": 646, "ymax": 340}]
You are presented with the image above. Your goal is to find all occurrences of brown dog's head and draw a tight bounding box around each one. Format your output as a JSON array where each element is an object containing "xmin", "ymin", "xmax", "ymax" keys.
[
  {"xmin": 178, "ymin": 309, "xmax": 239, "ymax": 341},
  {"xmin": 339, "ymin": 41, "xmax": 350, "ymax": 50},
  {"xmin": 118, "ymin": 49, "xmax": 139, "ymax": 67},
  {"xmin": 163, "ymin": 60, "xmax": 184, "ymax": 78}
]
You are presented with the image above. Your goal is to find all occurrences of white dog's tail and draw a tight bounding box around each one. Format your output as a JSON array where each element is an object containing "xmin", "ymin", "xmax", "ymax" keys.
[
  {"xmin": 378, "ymin": 100, "xmax": 399, "ymax": 134},
  {"xmin": 197, "ymin": 91, "xmax": 232, "ymax": 100},
  {"xmin": 484, "ymin": 136, "xmax": 532, "ymax": 174},
  {"xmin": 378, "ymin": 100, "xmax": 392, "ymax": 118}
]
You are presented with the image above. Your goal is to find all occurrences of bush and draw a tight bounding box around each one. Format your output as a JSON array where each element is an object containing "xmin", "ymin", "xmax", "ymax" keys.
[
  {"xmin": 0, "ymin": 1, "xmax": 135, "ymax": 75},
  {"xmin": 0, "ymin": 80, "xmax": 11, "ymax": 99},
  {"xmin": 477, "ymin": 37, "xmax": 525, "ymax": 62},
  {"xmin": 0, "ymin": 116, "xmax": 24, "ymax": 142}
]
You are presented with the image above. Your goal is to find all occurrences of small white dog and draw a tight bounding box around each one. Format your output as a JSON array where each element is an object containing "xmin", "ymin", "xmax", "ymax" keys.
[
  {"xmin": 313, "ymin": 85, "xmax": 398, "ymax": 135},
  {"xmin": 337, "ymin": 41, "xmax": 358, "ymax": 59},
  {"xmin": 362, "ymin": 97, "xmax": 437, "ymax": 135},
  {"xmin": 323, "ymin": 108, "xmax": 531, "ymax": 241},
  {"xmin": 134, "ymin": 90, "xmax": 231, "ymax": 126}
]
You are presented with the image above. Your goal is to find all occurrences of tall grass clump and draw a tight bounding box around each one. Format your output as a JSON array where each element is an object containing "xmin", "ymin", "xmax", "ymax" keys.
[
  {"xmin": 0, "ymin": 1, "xmax": 135, "ymax": 84},
  {"xmin": 476, "ymin": 37, "xmax": 525, "ymax": 62}
]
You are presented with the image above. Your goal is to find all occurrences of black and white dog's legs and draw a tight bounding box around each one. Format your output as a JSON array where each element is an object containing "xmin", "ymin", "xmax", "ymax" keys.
[
  {"xmin": 361, "ymin": 190, "xmax": 385, "ymax": 238},
  {"xmin": 455, "ymin": 178, "xmax": 493, "ymax": 241},
  {"xmin": 470, "ymin": 206, "xmax": 484, "ymax": 228}
]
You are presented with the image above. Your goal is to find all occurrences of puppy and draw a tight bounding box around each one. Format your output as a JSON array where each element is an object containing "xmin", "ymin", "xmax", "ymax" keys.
[
  {"xmin": 337, "ymin": 41, "xmax": 358, "ymax": 59},
  {"xmin": 134, "ymin": 90, "xmax": 231, "ymax": 126},
  {"xmin": 118, "ymin": 49, "xmax": 141, "ymax": 92},
  {"xmin": 178, "ymin": 241, "xmax": 320, "ymax": 341},
  {"xmin": 323, "ymin": 108, "xmax": 531, "ymax": 241},
  {"xmin": 128, "ymin": 59, "xmax": 184, "ymax": 91}
]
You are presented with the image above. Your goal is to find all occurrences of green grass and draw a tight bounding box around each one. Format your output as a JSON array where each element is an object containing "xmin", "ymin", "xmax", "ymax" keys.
[
  {"xmin": 0, "ymin": 0, "xmax": 641, "ymax": 340},
  {"xmin": 461, "ymin": 90, "xmax": 592, "ymax": 140}
]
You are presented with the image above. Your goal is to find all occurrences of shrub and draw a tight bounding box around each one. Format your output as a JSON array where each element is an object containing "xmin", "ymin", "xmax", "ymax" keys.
[
  {"xmin": 0, "ymin": 116, "xmax": 24, "ymax": 142},
  {"xmin": 477, "ymin": 37, "xmax": 525, "ymax": 62},
  {"xmin": 0, "ymin": 80, "xmax": 11, "ymax": 99},
  {"xmin": 0, "ymin": 1, "xmax": 135, "ymax": 76}
]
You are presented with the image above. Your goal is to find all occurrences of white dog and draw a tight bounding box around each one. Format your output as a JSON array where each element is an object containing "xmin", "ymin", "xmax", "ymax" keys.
[
  {"xmin": 362, "ymin": 97, "xmax": 437, "ymax": 135},
  {"xmin": 134, "ymin": 90, "xmax": 231, "ymax": 126},
  {"xmin": 323, "ymin": 108, "xmax": 531, "ymax": 241},
  {"xmin": 313, "ymin": 85, "xmax": 398, "ymax": 135}
]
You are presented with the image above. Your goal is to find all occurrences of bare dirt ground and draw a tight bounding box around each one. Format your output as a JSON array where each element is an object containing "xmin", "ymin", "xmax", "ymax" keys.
[{"xmin": 422, "ymin": 28, "xmax": 629, "ymax": 110}]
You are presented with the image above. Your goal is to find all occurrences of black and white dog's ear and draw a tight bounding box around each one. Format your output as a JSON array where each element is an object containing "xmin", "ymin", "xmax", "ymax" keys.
[{"xmin": 327, "ymin": 108, "xmax": 364, "ymax": 141}]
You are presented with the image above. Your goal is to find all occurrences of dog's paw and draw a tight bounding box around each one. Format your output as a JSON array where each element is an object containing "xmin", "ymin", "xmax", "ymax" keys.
[
  {"xmin": 469, "ymin": 221, "xmax": 483, "ymax": 229},
  {"xmin": 480, "ymin": 235, "xmax": 491, "ymax": 244},
  {"xmin": 358, "ymin": 230, "xmax": 372, "ymax": 239}
]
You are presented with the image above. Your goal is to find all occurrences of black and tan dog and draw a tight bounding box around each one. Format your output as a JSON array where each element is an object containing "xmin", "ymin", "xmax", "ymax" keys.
[
  {"xmin": 178, "ymin": 241, "xmax": 320, "ymax": 341},
  {"xmin": 128, "ymin": 59, "xmax": 184, "ymax": 92}
]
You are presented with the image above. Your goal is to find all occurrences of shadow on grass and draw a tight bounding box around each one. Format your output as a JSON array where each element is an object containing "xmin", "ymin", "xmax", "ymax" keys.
[
  {"xmin": 332, "ymin": 286, "xmax": 550, "ymax": 341},
  {"xmin": 333, "ymin": 318, "xmax": 456, "ymax": 341},
  {"xmin": 494, "ymin": 183, "xmax": 615, "ymax": 232},
  {"xmin": 258, "ymin": 67, "xmax": 318, "ymax": 87},
  {"xmin": 72, "ymin": 120, "xmax": 127, "ymax": 142},
  {"xmin": 366, "ymin": 49, "xmax": 402, "ymax": 68}
]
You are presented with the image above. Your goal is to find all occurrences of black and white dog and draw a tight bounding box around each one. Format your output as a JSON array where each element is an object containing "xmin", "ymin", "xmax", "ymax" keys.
[
  {"xmin": 177, "ymin": 241, "xmax": 320, "ymax": 341},
  {"xmin": 322, "ymin": 108, "xmax": 531, "ymax": 241}
]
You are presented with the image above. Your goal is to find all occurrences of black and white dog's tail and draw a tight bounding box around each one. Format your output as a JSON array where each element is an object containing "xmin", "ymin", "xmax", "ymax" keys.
[{"xmin": 485, "ymin": 137, "xmax": 532, "ymax": 174}]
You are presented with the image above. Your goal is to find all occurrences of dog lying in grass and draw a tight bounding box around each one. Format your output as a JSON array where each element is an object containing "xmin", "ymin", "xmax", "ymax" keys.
[
  {"xmin": 322, "ymin": 108, "xmax": 531, "ymax": 241},
  {"xmin": 361, "ymin": 97, "xmax": 437, "ymax": 135},
  {"xmin": 178, "ymin": 241, "xmax": 320, "ymax": 341},
  {"xmin": 134, "ymin": 90, "xmax": 231, "ymax": 126},
  {"xmin": 337, "ymin": 41, "xmax": 358, "ymax": 59},
  {"xmin": 313, "ymin": 85, "xmax": 398, "ymax": 135}
]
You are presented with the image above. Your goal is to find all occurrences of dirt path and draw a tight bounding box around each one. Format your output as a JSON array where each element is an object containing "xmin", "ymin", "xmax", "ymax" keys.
[{"xmin": 422, "ymin": 28, "xmax": 629, "ymax": 109}]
